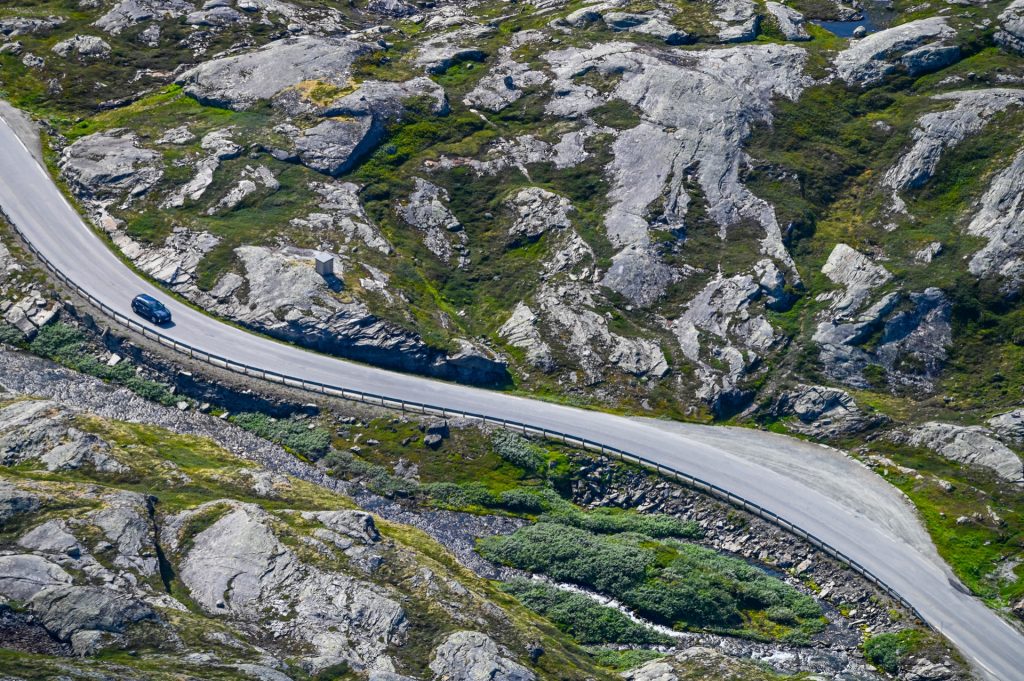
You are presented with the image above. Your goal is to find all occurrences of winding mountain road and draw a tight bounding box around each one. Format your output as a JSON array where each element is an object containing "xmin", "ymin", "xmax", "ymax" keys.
[{"xmin": 0, "ymin": 112, "xmax": 1021, "ymax": 679}]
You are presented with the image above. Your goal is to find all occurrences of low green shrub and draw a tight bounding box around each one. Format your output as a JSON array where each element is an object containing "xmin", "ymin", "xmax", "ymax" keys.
[
  {"xmin": 491, "ymin": 431, "xmax": 546, "ymax": 472},
  {"xmin": 479, "ymin": 523, "xmax": 823, "ymax": 636},
  {"xmin": 501, "ymin": 578, "xmax": 671, "ymax": 646},
  {"xmin": 863, "ymin": 630, "xmax": 921, "ymax": 674},
  {"xmin": 29, "ymin": 323, "xmax": 175, "ymax": 405},
  {"xmin": 230, "ymin": 412, "xmax": 332, "ymax": 459}
]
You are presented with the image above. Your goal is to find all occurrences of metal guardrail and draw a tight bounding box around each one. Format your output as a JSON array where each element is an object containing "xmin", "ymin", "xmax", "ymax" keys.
[{"xmin": 5, "ymin": 210, "xmax": 929, "ymax": 627}]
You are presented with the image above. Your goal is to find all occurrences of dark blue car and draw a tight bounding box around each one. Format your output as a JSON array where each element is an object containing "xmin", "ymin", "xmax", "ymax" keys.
[{"xmin": 131, "ymin": 294, "xmax": 171, "ymax": 325}]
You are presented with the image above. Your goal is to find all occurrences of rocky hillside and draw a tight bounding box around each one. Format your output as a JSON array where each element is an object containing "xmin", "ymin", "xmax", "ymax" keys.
[
  {"xmin": 2, "ymin": 0, "xmax": 1024, "ymax": 673},
  {"xmin": 0, "ymin": 340, "xmax": 965, "ymax": 680},
  {"xmin": 0, "ymin": 392, "xmax": 607, "ymax": 680}
]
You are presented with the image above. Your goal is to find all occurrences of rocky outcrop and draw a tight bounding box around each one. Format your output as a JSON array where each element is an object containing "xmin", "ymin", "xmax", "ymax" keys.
[
  {"xmin": 176, "ymin": 36, "xmax": 370, "ymax": 110},
  {"xmin": 59, "ymin": 130, "xmax": 163, "ymax": 203},
  {"xmin": 31, "ymin": 585, "xmax": 156, "ymax": 652},
  {"xmin": 552, "ymin": 6, "xmax": 691, "ymax": 44},
  {"xmin": 997, "ymin": 0, "xmax": 1024, "ymax": 55},
  {"xmin": 429, "ymin": 631, "xmax": 535, "ymax": 681},
  {"xmin": 506, "ymin": 187, "xmax": 573, "ymax": 241},
  {"xmin": 835, "ymin": 18, "xmax": 958, "ymax": 86},
  {"xmin": 815, "ymin": 287, "xmax": 952, "ymax": 391},
  {"xmin": 398, "ymin": 178, "xmax": 468, "ymax": 266},
  {"xmin": 498, "ymin": 302, "xmax": 555, "ymax": 372},
  {"xmin": 94, "ymin": 0, "xmax": 193, "ymax": 35},
  {"xmin": 167, "ymin": 502, "xmax": 406, "ymax": 672},
  {"xmin": 464, "ymin": 35, "xmax": 549, "ymax": 112},
  {"xmin": 0, "ymin": 399, "xmax": 126, "ymax": 473},
  {"xmin": 772, "ymin": 385, "xmax": 884, "ymax": 438},
  {"xmin": 0, "ymin": 479, "xmax": 38, "ymax": 523},
  {"xmin": 291, "ymin": 77, "xmax": 448, "ymax": 176},
  {"xmin": 987, "ymin": 409, "xmax": 1024, "ymax": 443},
  {"xmin": 671, "ymin": 262, "xmax": 783, "ymax": 413},
  {"xmin": 893, "ymin": 422, "xmax": 1023, "ymax": 482},
  {"xmin": 162, "ymin": 127, "xmax": 242, "ymax": 209},
  {"xmin": 544, "ymin": 42, "xmax": 807, "ymax": 305},
  {"xmin": 51, "ymin": 34, "xmax": 111, "ymax": 59},
  {"xmin": 414, "ymin": 24, "xmax": 491, "ymax": 74},
  {"xmin": 765, "ymin": 2, "xmax": 809, "ymax": 41},
  {"xmin": 885, "ymin": 89, "xmax": 1024, "ymax": 206},
  {"xmin": 966, "ymin": 150, "xmax": 1024, "ymax": 293},
  {"xmin": 290, "ymin": 182, "xmax": 392, "ymax": 254},
  {"xmin": 0, "ymin": 16, "xmax": 63, "ymax": 37},
  {"xmin": 708, "ymin": 0, "xmax": 760, "ymax": 42},
  {"xmin": 199, "ymin": 245, "xmax": 507, "ymax": 385},
  {"xmin": 818, "ymin": 243, "xmax": 892, "ymax": 318}
]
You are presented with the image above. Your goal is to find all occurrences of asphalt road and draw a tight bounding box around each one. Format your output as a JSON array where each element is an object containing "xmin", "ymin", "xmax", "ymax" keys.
[{"xmin": 0, "ymin": 114, "xmax": 1020, "ymax": 679}]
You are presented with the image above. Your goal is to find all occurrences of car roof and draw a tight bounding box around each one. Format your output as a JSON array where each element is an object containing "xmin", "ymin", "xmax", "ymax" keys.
[{"xmin": 135, "ymin": 294, "xmax": 161, "ymax": 305}]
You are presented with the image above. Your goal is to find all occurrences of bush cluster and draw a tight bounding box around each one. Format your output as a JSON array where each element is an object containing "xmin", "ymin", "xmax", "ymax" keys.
[
  {"xmin": 863, "ymin": 630, "xmax": 920, "ymax": 674},
  {"xmin": 230, "ymin": 412, "xmax": 332, "ymax": 459},
  {"xmin": 491, "ymin": 431, "xmax": 546, "ymax": 473},
  {"xmin": 479, "ymin": 523, "xmax": 823, "ymax": 637},
  {"xmin": 500, "ymin": 578, "xmax": 671, "ymax": 646}
]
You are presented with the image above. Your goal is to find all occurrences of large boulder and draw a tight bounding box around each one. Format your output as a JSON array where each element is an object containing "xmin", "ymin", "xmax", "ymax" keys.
[
  {"xmin": 59, "ymin": 130, "xmax": 163, "ymax": 202},
  {"xmin": 772, "ymin": 384, "xmax": 884, "ymax": 438},
  {"xmin": 835, "ymin": 17, "xmax": 958, "ymax": 86},
  {"xmin": 176, "ymin": 37, "xmax": 370, "ymax": 110},
  {"xmin": 429, "ymin": 631, "xmax": 536, "ymax": 681},
  {"xmin": 51, "ymin": 35, "xmax": 111, "ymax": 59},
  {"xmin": 506, "ymin": 187, "xmax": 573, "ymax": 241},
  {"xmin": 765, "ymin": 2, "xmax": 809, "ymax": 41},
  {"xmin": 29, "ymin": 585, "xmax": 155, "ymax": 643}
]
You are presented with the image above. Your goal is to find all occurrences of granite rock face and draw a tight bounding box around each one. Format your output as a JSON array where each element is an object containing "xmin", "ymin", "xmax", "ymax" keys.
[
  {"xmin": 671, "ymin": 263, "xmax": 782, "ymax": 413},
  {"xmin": 197, "ymin": 245, "xmax": 507, "ymax": 385},
  {"xmin": 765, "ymin": 2, "xmax": 809, "ymax": 41},
  {"xmin": 815, "ymin": 287, "xmax": 952, "ymax": 391},
  {"xmin": 59, "ymin": 130, "xmax": 163, "ymax": 203},
  {"xmin": 0, "ymin": 399, "xmax": 126, "ymax": 473},
  {"xmin": 544, "ymin": 42, "xmax": 807, "ymax": 305},
  {"xmin": 167, "ymin": 502, "xmax": 407, "ymax": 672}
]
